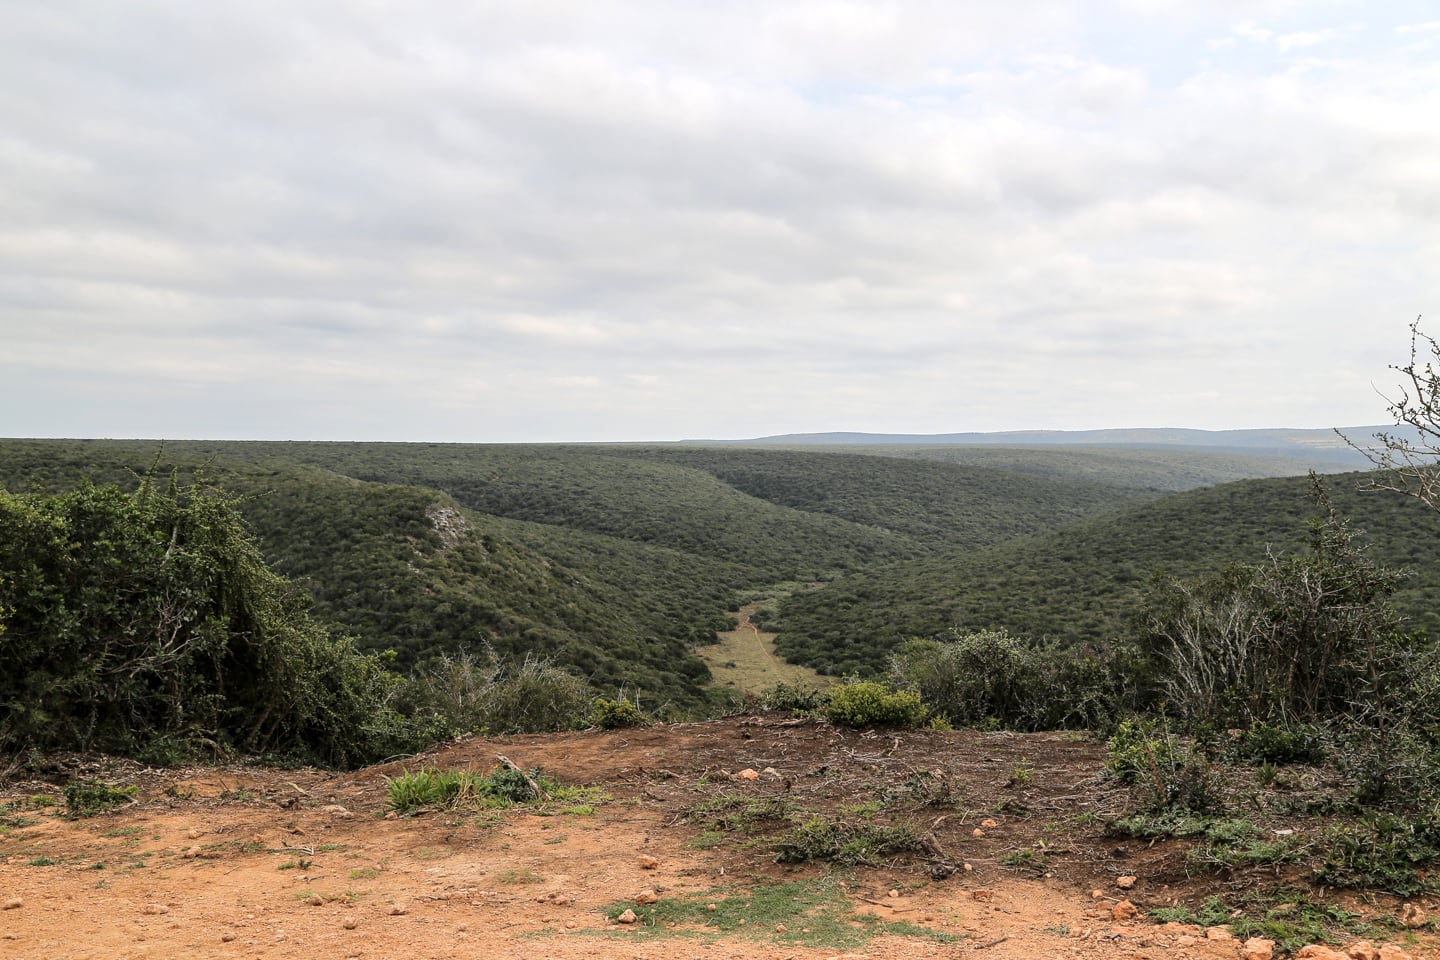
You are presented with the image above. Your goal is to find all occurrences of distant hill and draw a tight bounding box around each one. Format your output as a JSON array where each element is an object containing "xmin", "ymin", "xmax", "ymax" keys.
[
  {"xmin": 771, "ymin": 469, "xmax": 1440, "ymax": 676},
  {"xmin": 690, "ymin": 426, "xmax": 1387, "ymax": 471}
]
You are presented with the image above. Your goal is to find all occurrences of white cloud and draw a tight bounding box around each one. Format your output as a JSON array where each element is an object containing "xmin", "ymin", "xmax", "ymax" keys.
[{"xmin": 0, "ymin": 1, "xmax": 1435, "ymax": 440}]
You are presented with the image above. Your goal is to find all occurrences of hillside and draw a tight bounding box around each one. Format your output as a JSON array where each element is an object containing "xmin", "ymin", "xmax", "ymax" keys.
[{"xmin": 773, "ymin": 471, "xmax": 1440, "ymax": 675}]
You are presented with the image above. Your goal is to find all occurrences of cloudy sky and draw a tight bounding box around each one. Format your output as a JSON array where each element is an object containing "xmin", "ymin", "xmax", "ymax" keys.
[{"xmin": 3, "ymin": 1, "xmax": 1438, "ymax": 442}]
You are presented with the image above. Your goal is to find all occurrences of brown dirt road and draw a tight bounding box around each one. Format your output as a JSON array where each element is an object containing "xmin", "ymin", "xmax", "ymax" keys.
[{"xmin": 2, "ymin": 717, "xmax": 1435, "ymax": 960}]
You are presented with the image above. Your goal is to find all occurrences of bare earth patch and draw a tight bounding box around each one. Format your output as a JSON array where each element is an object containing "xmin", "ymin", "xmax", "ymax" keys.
[{"xmin": 2, "ymin": 717, "xmax": 1436, "ymax": 959}]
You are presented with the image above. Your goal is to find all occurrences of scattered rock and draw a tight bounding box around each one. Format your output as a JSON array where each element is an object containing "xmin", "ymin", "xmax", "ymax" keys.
[
  {"xmin": 1110, "ymin": 900, "xmax": 1138, "ymax": 922},
  {"xmin": 388, "ymin": 903, "xmax": 407, "ymax": 916},
  {"xmin": 142, "ymin": 904, "xmax": 169, "ymax": 916},
  {"xmin": 2, "ymin": 898, "xmax": 21, "ymax": 910},
  {"xmin": 182, "ymin": 846, "xmax": 203, "ymax": 859},
  {"xmin": 616, "ymin": 909, "xmax": 637, "ymax": 924},
  {"xmin": 971, "ymin": 828, "xmax": 985, "ymax": 838},
  {"xmin": 1090, "ymin": 889, "xmax": 1104, "ymax": 900},
  {"xmin": 1347, "ymin": 942, "xmax": 1380, "ymax": 960},
  {"xmin": 1205, "ymin": 926, "xmax": 1234, "ymax": 941},
  {"xmin": 1295, "ymin": 946, "xmax": 1349, "ymax": 960},
  {"xmin": 980, "ymin": 818, "xmax": 998, "ymax": 828},
  {"xmin": 635, "ymin": 890, "xmax": 659, "ymax": 905},
  {"xmin": 1116, "ymin": 875, "xmax": 1136, "ymax": 890},
  {"xmin": 1378, "ymin": 946, "xmax": 1415, "ymax": 960},
  {"xmin": 761, "ymin": 767, "xmax": 781, "ymax": 779},
  {"xmin": 305, "ymin": 895, "xmax": 324, "ymax": 907},
  {"xmin": 963, "ymin": 862, "xmax": 973, "ymax": 871},
  {"xmin": 342, "ymin": 917, "xmax": 358, "ymax": 930},
  {"xmin": 186, "ymin": 829, "xmax": 201, "ymax": 840},
  {"xmin": 321, "ymin": 804, "xmax": 352, "ymax": 818},
  {"xmin": 707, "ymin": 903, "xmax": 717, "ymax": 912},
  {"xmin": 734, "ymin": 769, "xmax": 759, "ymax": 781},
  {"xmin": 636, "ymin": 854, "xmax": 659, "ymax": 870},
  {"xmin": 887, "ymin": 889, "xmax": 899, "ymax": 899},
  {"xmin": 1241, "ymin": 936, "xmax": 1276, "ymax": 960},
  {"xmin": 775, "ymin": 923, "xmax": 788, "ymax": 932},
  {"xmin": 220, "ymin": 932, "xmax": 237, "ymax": 943},
  {"xmin": 1401, "ymin": 902, "xmax": 1427, "ymax": 928},
  {"xmin": 970, "ymin": 890, "xmax": 993, "ymax": 903}
]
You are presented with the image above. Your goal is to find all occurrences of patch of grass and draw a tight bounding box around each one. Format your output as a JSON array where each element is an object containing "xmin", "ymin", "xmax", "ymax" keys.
[
  {"xmin": 685, "ymin": 831, "xmax": 725, "ymax": 850},
  {"xmin": 599, "ymin": 879, "xmax": 961, "ymax": 949},
  {"xmin": 998, "ymin": 848, "xmax": 1048, "ymax": 873},
  {"xmin": 689, "ymin": 793, "xmax": 797, "ymax": 832},
  {"xmin": 1313, "ymin": 813, "xmax": 1440, "ymax": 897},
  {"xmin": 100, "ymin": 826, "xmax": 144, "ymax": 838},
  {"xmin": 350, "ymin": 866, "xmax": 381, "ymax": 880},
  {"xmin": 496, "ymin": 868, "xmax": 544, "ymax": 884},
  {"xmin": 773, "ymin": 815, "xmax": 925, "ymax": 866},
  {"xmin": 62, "ymin": 780, "xmax": 138, "ymax": 819},
  {"xmin": 277, "ymin": 858, "xmax": 313, "ymax": 871},
  {"xmin": 384, "ymin": 765, "xmax": 607, "ymax": 815}
]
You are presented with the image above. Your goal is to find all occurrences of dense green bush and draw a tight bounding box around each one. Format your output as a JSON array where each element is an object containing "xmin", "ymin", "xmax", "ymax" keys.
[
  {"xmin": 404, "ymin": 650, "xmax": 593, "ymax": 735},
  {"xmin": 588, "ymin": 695, "xmax": 650, "ymax": 729},
  {"xmin": 889, "ymin": 629, "xmax": 1135, "ymax": 731},
  {"xmin": 0, "ymin": 479, "xmax": 430, "ymax": 766},
  {"xmin": 823, "ymin": 681, "xmax": 927, "ymax": 728}
]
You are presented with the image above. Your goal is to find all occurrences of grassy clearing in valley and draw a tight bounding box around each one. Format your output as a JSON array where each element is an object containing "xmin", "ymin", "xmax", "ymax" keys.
[{"xmin": 697, "ymin": 600, "xmax": 831, "ymax": 695}]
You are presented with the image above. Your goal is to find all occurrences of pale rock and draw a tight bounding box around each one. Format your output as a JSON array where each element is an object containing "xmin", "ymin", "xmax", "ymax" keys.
[
  {"xmin": 321, "ymin": 804, "xmax": 352, "ymax": 818},
  {"xmin": 1401, "ymin": 902, "xmax": 1427, "ymax": 928},
  {"xmin": 635, "ymin": 890, "xmax": 659, "ymax": 905},
  {"xmin": 221, "ymin": 932, "xmax": 237, "ymax": 943},
  {"xmin": 1378, "ymin": 946, "xmax": 1415, "ymax": 960},
  {"xmin": 971, "ymin": 890, "xmax": 994, "ymax": 902},
  {"xmin": 305, "ymin": 895, "xmax": 324, "ymax": 906},
  {"xmin": 776, "ymin": 924, "xmax": 788, "ymax": 932},
  {"xmin": 1346, "ymin": 942, "xmax": 1380, "ymax": 960},
  {"xmin": 182, "ymin": 846, "xmax": 203, "ymax": 859},
  {"xmin": 1205, "ymin": 926, "xmax": 1234, "ymax": 941},
  {"xmin": 1116, "ymin": 875, "xmax": 1137, "ymax": 889},
  {"xmin": 2, "ymin": 898, "xmax": 21, "ymax": 910},
  {"xmin": 617, "ymin": 909, "xmax": 637, "ymax": 924},
  {"xmin": 1294, "ymin": 946, "xmax": 1350, "ymax": 960},
  {"xmin": 142, "ymin": 904, "xmax": 169, "ymax": 916},
  {"xmin": 637, "ymin": 854, "xmax": 660, "ymax": 870},
  {"xmin": 761, "ymin": 767, "xmax": 781, "ymax": 779},
  {"xmin": 1090, "ymin": 889, "xmax": 1104, "ymax": 899},
  {"xmin": 734, "ymin": 769, "xmax": 759, "ymax": 781},
  {"xmin": 971, "ymin": 828, "xmax": 985, "ymax": 838},
  {"xmin": 1111, "ymin": 900, "xmax": 1138, "ymax": 922},
  {"xmin": 342, "ymin": 918, "xmax": 358, "ymax": 930},
  {"xmin": 388, "ymin": 903, "xmax": 407, "ymax": 916},
  {"xmin": 980, "ymin": 818, "xmax": 998, "ymax": 828},
  {"xmin": 1241, "ymin": 936, "xmax": 1276, "ymax": 960}
]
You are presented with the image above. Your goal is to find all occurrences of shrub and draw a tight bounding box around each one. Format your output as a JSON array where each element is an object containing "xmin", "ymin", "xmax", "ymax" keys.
[
  {"xmin": 589, "ymin": 695, "xmax": 649, "ymax": 729},
  {"xmin": 890, "ymin": 630, "xmax": 1135, "ymax": 731},
  {"xmin": 823, "ymin": 681, "xmax": 927, "ymax": 728},
  {"xmin": 774, "ymin": 815, "xmax": 925, "ymax": 865},
  {"xmin": 63, "ymin": 780, "xmax": 138, "ymax": 819},
  {"xmin": 405, "ymin": 649, "xmax": 593, "ymax": 735},
  {"xmin": 0, "ymin": 479, "xmax": 429, "ymax": 767},
  {"xmin": 759, "ymin": 681, "xmax": 830, "ymax": 714}
]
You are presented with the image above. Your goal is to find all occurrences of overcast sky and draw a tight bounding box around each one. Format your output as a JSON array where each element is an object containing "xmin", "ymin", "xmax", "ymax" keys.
[{"xmin": 2, "ymin": 1, "xmax": 1437, "ymax": 442}]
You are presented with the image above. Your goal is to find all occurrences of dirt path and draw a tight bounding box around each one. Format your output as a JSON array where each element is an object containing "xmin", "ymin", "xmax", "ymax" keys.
[
  {"xmin": 2, "ymin": 719, "xmax": 1436, "ymax": 960},
  {"xmin": 698, "ymin": 602, "xmax": 829, "ymax": 694}
]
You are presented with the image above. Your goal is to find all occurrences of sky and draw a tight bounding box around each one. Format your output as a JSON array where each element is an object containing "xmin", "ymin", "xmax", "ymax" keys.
[{"xmin": 2, "ymin": 1, "xmax": 1438, "ymax": 442}]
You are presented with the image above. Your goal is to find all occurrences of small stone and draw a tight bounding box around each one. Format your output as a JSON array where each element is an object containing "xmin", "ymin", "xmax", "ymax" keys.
[
  {"xmin": 1377, "ymin": 946, "xmax": 1415, "ymax": 960},
  {"xmin": 388, "ymin": 903, "xmax": 407, "ymax": 916},
  {"xmin": 888, "ymin": 889, "xmax": 899, "ymax": 899},
  {"xmin": 221, "ymin": 932, "xmax": 237, "ymax": 943},
  {"xmin": 1205, "ymin": 926, "xmax": 1234, "ymax": 941},
  {"xmin": 342, "ymin": 917, "xmax": 358, "ymax": 930},
  {"xmin": 963, "ymin": 862, "xmax": 973, "ymax": 871},
  {"xmin": 384, "ymin": 811, "xmax": 398, "ymax": 820},
  {"xmin": 1090, "ymin": 889, "xmax": 1104, "ymax": 899},
  {"xmin": 617, "ymin": 909, "xmax": 637, "ymax": 924},
  {"xmin": 1111, "ymin": 900, "xmax": 1137, "ymax": 922},
  {"xmin": 1116, "ymin": 875, "xmax": 1136, "ymax": 889},
  {"xmin": 971, "ymin": 828, "xmax": 985, "ymax": 838},
  {"xmin": 456, "ymin": 923, "xmax": 467, "ymax": 932},
  {"xmin": 1401, "ymin": 902, "xmax": 1427, "ymax": 928},
  {"xmin": 1241, "ymin": 937, "xmax": 1276, "ymax": 960},
  {"xmin": 306, "ymin": 895, "xmax": 324, "ymax": 907},
  {"xmin": 186, "ymin": 829, "xmax": 201, "ymax": 840},
  {"xmin": 321, "ymin": 804, "xmax": 352, "ymax": 818},
  {"xmin": 1295, "ymin": 947, "xmax": 1349, "ymax": 960},
  {"xmin": 636, "ymin": 854, "xmax": 659, "ymax": 870},
  {"xmin": 2, "ymin": 898, "xmax": 21, "ymax": 910},
  {"xmin": 980, "ymin": 818, "xmax": 998, "ymax": 828},
  {"xmin": 761, "ymin": 767, "xmax": 781, "ymax": 779},
  {"xmin": 734, "ymin": 769, "xmax": 759, "ymax": 781},
  {"xmin": 1347, "ymin": 943, "xmax": 1380, "ymax": 960},
  {"xmin": 971, "ymin": 889, "xmax": 994, "ymax": 902},
  {"xmin": 183, "ymin": 846, "xmax": 203, "ymax": 859},
  {"xmin": 707, "ymin": 903, "xmax": 717, "ymax": 911},
  {"xmin": 635, "ymin": 890, "xmax": 659, "ymax": 905},
  {"xmin": 775, "ymin": 923, "xmax": 788, "ymax": 932},
  {"xmin": 142, "ymin": 904, "xmax": 170, "ymax": 916}
]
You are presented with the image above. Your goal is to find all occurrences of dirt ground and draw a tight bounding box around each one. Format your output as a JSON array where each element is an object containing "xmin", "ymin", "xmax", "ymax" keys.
[{"xmin": 2, "ymin": 716, "xmax": 1436, "ymax": 960}]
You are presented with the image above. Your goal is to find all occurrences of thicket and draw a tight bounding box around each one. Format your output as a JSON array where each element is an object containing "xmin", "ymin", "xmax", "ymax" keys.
[{"xmin": 0, "ymin": 478, "xmax": 432, "ymax": 767}]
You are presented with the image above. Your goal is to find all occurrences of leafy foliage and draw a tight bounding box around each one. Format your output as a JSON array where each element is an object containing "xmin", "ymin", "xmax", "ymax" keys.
[
  {"xmin": 0, "ymin": 479, "xmax": 427, "ymax": 766},
  {"xmin": 823, "ymin": 681, "xmax": 927, "ymax": 728}
]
